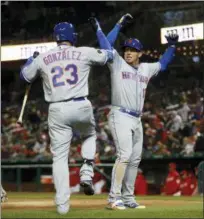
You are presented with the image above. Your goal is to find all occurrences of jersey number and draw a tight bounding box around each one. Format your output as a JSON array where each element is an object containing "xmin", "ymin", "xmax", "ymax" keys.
[{"xmin": 51, "ymin": 64, "xmax": 78, "ymax": 87}]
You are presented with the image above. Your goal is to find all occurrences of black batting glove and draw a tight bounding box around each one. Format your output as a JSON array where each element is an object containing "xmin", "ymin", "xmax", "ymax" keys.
[
  {"xmin": 88, "ymin": 17, "xmax": 101, "ymax": 32},
  {"xmin": 33, "ymin": 51, "xmax": 40, "ymax": 58},
  {"xmin": 117, "ymin": 13, "xmax": 133, "ymax": 28},
  {"xmin": 165, "ymin": 33, "xmax": 179, "ymax": 46}
]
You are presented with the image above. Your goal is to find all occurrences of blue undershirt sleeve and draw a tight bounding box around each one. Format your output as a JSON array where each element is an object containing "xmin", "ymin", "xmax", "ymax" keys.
[
  {"xmin": 159, "ymin": 46, "xmax": 176, "ymax": 71},
  {"xmin": 106, "ymin": 24, "xmax": 121, "ymax": 47}
]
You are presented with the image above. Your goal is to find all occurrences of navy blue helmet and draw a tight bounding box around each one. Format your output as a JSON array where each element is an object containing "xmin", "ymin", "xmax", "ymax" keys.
[
  {"xmin": 53, "ymin": 22, "xmax": 77, "ymax": 45},
  {"xmin": 123, "ymin": 38, "xmax": 143, "ymax": 51}
]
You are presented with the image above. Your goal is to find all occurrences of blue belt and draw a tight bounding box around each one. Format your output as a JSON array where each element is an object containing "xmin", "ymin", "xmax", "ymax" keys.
[
  {"xmin": 49, "ymin": 97, "xmax": 85, "ymax": 103},
  {"xmin": 118, "ymin": 107, "xmax": 141, "ymax": 118},
  {"xmin": 72, "ymin": 97, "xmax": 85, "ymax": 101}
]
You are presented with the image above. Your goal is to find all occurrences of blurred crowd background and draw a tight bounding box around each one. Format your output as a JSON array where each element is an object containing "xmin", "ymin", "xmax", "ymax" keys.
[
  {"xmin": 1, "ymin": 1, "xmax": 204, "ymax": 195},
  {"xmin": 1, "ymin": 78, "xmax": 204, "ymax": 162}
]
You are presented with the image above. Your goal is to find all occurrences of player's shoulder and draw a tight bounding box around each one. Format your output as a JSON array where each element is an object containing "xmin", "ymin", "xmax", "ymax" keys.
[
  {"xmin": 77, "ymin": 46, "xmax": 96, "ymax": 52},
  {"xmin": 32, "ymin": 47, "xmax": 59, "ymax": 65},
  {"xmin": 137, "ymin": 62, "xmax": 149, "ymax": 70},
  {"xmin": 78, "ymin": 46, "xmax": 107, "ymax": 57},
  {"xmin": 139, "ymin": 62, "xmax": 160, "ymax": 68},
  {"xmin": 37, "ymin": 47, "xmax": 58, "ymax": 58},
  {"xmin": 139, "ymin": 62, "xmax": 151, "ymax": 67}
]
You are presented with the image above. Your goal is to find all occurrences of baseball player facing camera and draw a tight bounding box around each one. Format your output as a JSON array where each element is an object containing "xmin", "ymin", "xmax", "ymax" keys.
[
  {"xmin": 20, "ymin": 21, "xmax": 113, "ymax": 214},
  {"xmin": 90, "ymin": 14, "xmax": 179, "ymax": 210}
]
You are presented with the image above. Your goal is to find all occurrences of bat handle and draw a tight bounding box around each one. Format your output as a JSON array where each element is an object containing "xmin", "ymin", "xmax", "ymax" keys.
[{"xmin": 16, "ymin": 118, "xmax": 23, "ymax": 126}]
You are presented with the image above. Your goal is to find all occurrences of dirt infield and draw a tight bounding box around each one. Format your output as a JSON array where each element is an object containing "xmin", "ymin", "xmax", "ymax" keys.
[{"xmin": 2, "ymin": 199, "xmax": 202, "ymax": 209}]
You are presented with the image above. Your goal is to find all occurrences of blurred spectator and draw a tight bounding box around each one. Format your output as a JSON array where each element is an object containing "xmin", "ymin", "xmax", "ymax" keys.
[
  {"xmin": 181, "ymin": 136, "xmax": 196, "ymax": 156},
  {"xmin": 166, "ymin": 111, "xmax": 183, "ymax": 133},
  {"xmin": 93, "ymin": 171, "xmax": 106, "ymax": 194},
  {"xmin": 161, "ymin": 163, "xmax": 181, "ymax": 196},
  {"xmin": 194, "ymin": 119, "xmax": 204, "ymax": 153},
  {"xmin": 32, "ymin": 133, "xmax": 47, "ymax": 154},
  {"xmin": 69, "ymin": 158, "xmax": 80, "ymax": 194},
  {"xmin": 93, "ymin": 153, "xmax": 106, "ymax": 194},
  {"xmin": 134, "ymin": 169, "xmax": 148, "ymax": 195},
  {"xmin": 32, "ymin": 132, "xmax": 50, "ymax": 161},
  {"xmin": 180, "ymin": 170, "xmax": 197, "ymax": 196},
  {"xmin": 177, "ymin": 102, "xmax": 190, "ymax": 123},
  {"xmin": 189, "ymin": 171, "xmax": 198, "ymax": 196}
]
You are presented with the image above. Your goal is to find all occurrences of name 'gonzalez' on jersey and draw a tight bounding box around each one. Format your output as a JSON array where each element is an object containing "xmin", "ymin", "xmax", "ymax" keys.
[
  {"xmin": 108, "ymin": 50, "xmax": 161, "ymax": 113},
  {"xmin": 21, "ymin": 45, "xmax": 108, "ymax": 102}
]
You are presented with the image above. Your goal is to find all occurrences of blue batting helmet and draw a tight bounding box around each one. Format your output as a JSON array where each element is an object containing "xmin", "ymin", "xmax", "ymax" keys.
[
  {"xmin": 123, "ymin": 38, "xmax": 143, "ymax": 51},
  {"xmin": 53, "ymin": 22, "xmax": 77, "ymax": 45}
]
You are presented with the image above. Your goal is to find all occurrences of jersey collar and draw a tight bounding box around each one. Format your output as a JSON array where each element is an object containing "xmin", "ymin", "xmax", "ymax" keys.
[
  {"xmin": 58, "ymin": 43, "xmax": 73, "ymax": 48},
  {"xmin": 130, "ymin": 63, "xmax": 139, "ymax": 71}
]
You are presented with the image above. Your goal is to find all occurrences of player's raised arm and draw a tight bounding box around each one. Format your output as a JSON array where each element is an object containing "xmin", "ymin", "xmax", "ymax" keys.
[
  {"xmin": 106, "ymin": 13, "xmax": 133, "ymax": 47},
  {"xmin": 20, "ymin": 51, "xmax": 40, "ymax": 83},
  {"xmin": 159, "ymin": 33, "xmax": 179, "ymax": 72},
  {"xmin": 89, "ymin": 17, "xmax": 113, "ymax": 62}
]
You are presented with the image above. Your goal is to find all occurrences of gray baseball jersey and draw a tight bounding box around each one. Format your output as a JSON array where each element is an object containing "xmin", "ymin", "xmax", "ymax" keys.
[
  {"xmin": 21, "ymin": 44, "xmax": 110, "ymax": 207},
  {"xmin": 21, "ymin": 45, "xmax": 108, "ymax": 102},
  {"xmin": 108, "ymin": 49, "xmax": 161, "ymax": 113},
  {"xmin": 107, "ymin": 49, "xmax": 161, "ymax": 205}
]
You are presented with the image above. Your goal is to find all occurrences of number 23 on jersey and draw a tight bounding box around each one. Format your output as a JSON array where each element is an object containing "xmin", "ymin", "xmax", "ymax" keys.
[{"xmin": 51, "ymin": 64, "xmax": 78, "ymax": 87}]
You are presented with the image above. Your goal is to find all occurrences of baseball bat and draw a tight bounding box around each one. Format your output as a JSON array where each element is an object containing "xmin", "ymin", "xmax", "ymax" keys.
[
  {"xmin": 16, "ymin": 51, "xmax": 39, "ymax": 126},
  {"xmin": 16, "ymin": 84, "xmax": 31, "ymax": 126}
]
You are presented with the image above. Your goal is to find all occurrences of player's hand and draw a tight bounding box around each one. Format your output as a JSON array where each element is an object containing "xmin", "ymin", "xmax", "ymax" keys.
[
  {"xmin": 88, "ymin": 17, "xmax": 101, "ymax": 32},
  {"xmin": 23, "ymin": 51, "xmax": 40, "ymax": 67},
  {"xmin": 165, "ymin": 33, "xmax": 179, "ymax": 46},
  {"xmin": 33, "ymin": 51, "xmax": 40, "ymax": 58},
  {"xmin": 117, "ymin": 13, "xmax": 133, "ymax": 28}
]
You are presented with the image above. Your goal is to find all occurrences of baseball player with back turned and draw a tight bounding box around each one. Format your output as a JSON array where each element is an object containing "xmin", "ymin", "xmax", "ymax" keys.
[
  {"xmin": 20, "ymin": 21, "xmax": 113, "ymax": 214},
  {"xmin": 90, "ymin": 15, "xmax": 179, "ymax": 210}
]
